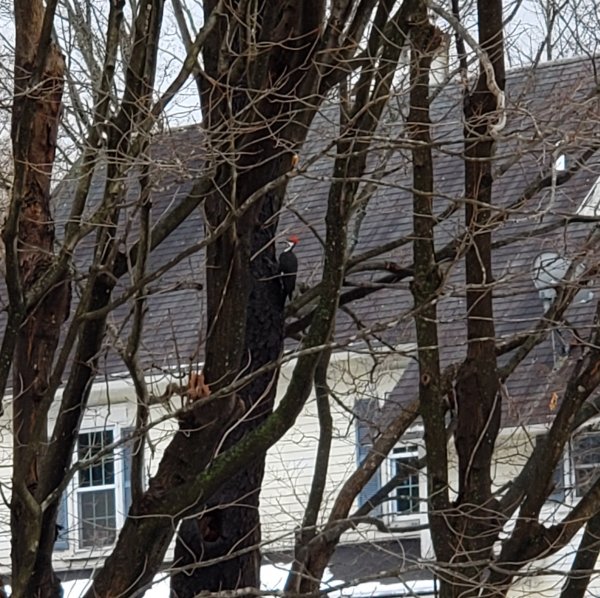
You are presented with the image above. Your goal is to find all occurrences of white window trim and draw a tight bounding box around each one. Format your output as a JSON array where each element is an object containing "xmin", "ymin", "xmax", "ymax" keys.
[
  {"xmin": 66, "ymin": 426, "xmax": 129, "ymax": 554},
  {"xmin": 537, "ymin": 425, "xmax": 600, "ymax": 511},
  {"xmin": 386, "ymin": 435, "xmax": 426, "ymax": 531}
]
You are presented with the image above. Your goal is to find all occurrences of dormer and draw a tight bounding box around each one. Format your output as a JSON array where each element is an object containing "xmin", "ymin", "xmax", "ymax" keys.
[{"xmin": 577, "ymin": 176, "xmax": 600, "ymax": 217}]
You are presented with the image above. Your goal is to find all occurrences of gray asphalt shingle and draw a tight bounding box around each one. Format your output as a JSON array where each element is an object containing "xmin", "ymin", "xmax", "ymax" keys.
[{"xmin": 49, "ymin": 55, "xmax": 600, "ymax": 426}]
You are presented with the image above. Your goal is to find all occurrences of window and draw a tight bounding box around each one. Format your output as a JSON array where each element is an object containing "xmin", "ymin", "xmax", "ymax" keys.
[
  {"xmin": 355, "ymin": 398, "xmax": 423, "ymax": 519},
  {"xmin": 53, "ymin": 426, "xmax": 141, "ymax": 553},
  {"xmin": 76, "ymin": 430, "xmax": 117, "ymax": 549},
  {"xmin": 391, "ymin": 445, "xmax": 420, "ymax": 514},
  {"xmin": 572, "ymin": 431, "xmax": 600, "ymax": 497}
]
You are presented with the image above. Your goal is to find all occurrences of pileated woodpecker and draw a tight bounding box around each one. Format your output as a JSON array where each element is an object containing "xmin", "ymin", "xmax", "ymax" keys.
[{"xmin": 278, "ymin": 235, "xmax": 299, "ymax": 302}]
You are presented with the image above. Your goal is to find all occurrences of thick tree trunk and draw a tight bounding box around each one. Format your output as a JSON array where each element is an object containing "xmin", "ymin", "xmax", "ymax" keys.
[
  {"xmin": 440, "ymin": 3, "xmax": 505, "ymax": 597},
  {"xmin": 9, "ymin": 2, "xmax": 68, "ymax": 595},
  {"xmin": 84, "ymin": 0, "xmax": 333, "ymax": 593},
  {"xmin": 172, "ymin": 193, "xmax": 286, "ymax": 596},
  {"xmin": 171, "ymin": 1, "xmax": 325, "ymax": 595},
  {"xmin": 406, "ymin": 2, "xmax": 453, "ymax": 569}
]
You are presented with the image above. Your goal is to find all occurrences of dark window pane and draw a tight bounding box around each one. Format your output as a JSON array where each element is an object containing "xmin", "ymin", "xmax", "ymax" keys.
[
  {"xmin": 79, "ymin": 468, "xmax": 91, "ymax": 487},
  {"xmin": 91, "ymin": 464, "xmax": 103, "ymax": 486},
  {"xmin": 77, "ymin": 431, "xmax": 115, "ymax": 488},
  {"xmin": 104, "ymin": 457, "xmax": 115, "ymax": 485},
  {"xmin": 393, "ymin": 447, "xmax": 420, "ymax": 514},
  {"xmin": 575, "ymin": 435, "xmax": 600, "ymax": 465},
  {"xmin": 395, "ymin": 474, "xmax": 420, "ymax": 513},
  {"xmin": 79, "ymin": 490, "xmax": 117, "ymax": 548}
]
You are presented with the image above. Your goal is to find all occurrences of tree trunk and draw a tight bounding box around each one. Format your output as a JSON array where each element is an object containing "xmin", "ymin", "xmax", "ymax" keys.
[
  {"xmin": 9, "ymin": 2, "xmax": 68, "ymax": 595},
  {"xmin": 171, "ymin": 1, "xmax": 325, "ymax": 595},
  {"xmin": 407, "ymin": 0, "xmax": 454, "ymax": 570},
  {"xmin": 440, "ymin": 3, "xmax": 505, "ymax": 597},
  {"xmin": 172, "ymin": 193, "xmax": 287, "ymax": 596},
  {"xmin": 560, "ymin": 510, "xmax": 600, "ymax": 598}
]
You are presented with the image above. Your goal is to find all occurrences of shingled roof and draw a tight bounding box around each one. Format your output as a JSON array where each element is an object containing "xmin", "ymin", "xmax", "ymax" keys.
[{"xmin": 50, "ymin": 55, "xmax": 600, "ymax": 426}]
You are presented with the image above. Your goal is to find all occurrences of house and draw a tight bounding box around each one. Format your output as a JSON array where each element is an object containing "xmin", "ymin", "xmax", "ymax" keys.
[{"xmin": 1, "ymin": 54, "xmax": 600, "ymax": 596}]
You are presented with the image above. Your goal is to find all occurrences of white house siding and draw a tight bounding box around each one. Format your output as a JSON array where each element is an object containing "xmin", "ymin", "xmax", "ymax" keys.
[
  {"xmin": 261, "ymin": 347, "xmax": 415, "ymax": 551},
  {"xmin": 0, "ymin": 380, "xmax": 179, "ymax": 575},
  {"xmin": 57, "ymin": 380, "xmax": 181, "ymax": 573},
  {"xmin": 0, "ymin": 347, "xmax": 414, "ymax": 574},
  {"xmin": 0, "ymin": 355, "xmax": 599, "ymax": 596},
  {"xmin": 0, "ymin": 409, "xmax": 12, "ymax": 574}
]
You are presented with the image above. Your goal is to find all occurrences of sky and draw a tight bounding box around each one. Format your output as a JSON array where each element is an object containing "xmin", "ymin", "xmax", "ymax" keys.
[{"xmin": 0, "ymin": 0, "xmax": 592, "ymax": 135}]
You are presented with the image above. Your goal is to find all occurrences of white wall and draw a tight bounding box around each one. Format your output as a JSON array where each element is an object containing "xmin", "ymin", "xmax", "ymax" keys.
[
  {"xmin": 262, "ymin": 346, "xmax": 416, "ymax": 550},
  {"xmin": 1, "ymin": 348, "xmax": 598, "ymax": 597}
]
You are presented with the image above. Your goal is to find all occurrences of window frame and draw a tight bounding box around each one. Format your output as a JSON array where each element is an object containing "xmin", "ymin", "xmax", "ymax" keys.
[
  {"xmin": 389, "ymin": 444, "xmax": 421, "ymax": 516},
  {"xmin": 62, "ymin": 426, "xmax": 134, "ymax": 553},
  {"xmin": 386, "ymin": 433, "xmax": 425, "ymax": 523},
  {"xmin": 570, "ymin": 429, "xmax": 600, "ymax": 498},
  {"xmin": 74, "ymin": 428, "xmax": 119, "ymax": 550}
]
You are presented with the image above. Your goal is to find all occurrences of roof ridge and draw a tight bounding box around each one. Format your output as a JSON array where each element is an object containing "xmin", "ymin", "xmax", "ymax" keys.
[{"xmin": 506, "ymin": 52, "xmax": 600, "ymax": 76}]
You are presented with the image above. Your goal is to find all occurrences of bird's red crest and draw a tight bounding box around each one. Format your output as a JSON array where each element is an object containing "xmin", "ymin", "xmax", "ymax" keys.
[{"xmin": 288, "ymin": 235, "xmax": 300, "ymax": 245}]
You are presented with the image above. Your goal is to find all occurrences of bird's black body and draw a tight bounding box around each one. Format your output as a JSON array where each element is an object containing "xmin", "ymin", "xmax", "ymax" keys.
[{"xmin": 278, "ymin": 237, "xmax": 299, "ymax": 302}]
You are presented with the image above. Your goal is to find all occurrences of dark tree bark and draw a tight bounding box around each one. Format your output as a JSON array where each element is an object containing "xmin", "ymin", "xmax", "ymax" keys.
[
  {"xmin": 8, "ymin": 2, "xmax": 69, "ymax": 596},
  {"xmin": 87, "ymin": 0, "xmax": 331, "ymax": 592},
  {"xmin": 440, "ymin": 3, "xmax": 505, "ymax": 596},
  {"xmin": 172, "ymin": 194, "xmax": 287, "ymax": 595},
  {"xmin": 86, "ymin": 134, "xmax": 348, "ymax": 595},
  {"xmin": 406, "ymin": 1, "xmax": 452, "ymax": 567},
  {"xmin": 171, "ymin": 1, "xmax": 325, "ymax": 595}
]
